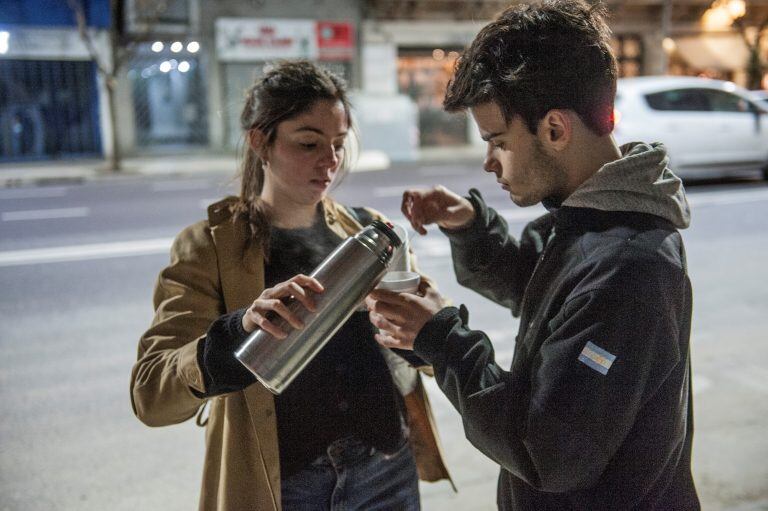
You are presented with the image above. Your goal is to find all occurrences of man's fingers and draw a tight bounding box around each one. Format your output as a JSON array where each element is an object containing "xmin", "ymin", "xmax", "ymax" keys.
[
  {"xmin": 369, "ymin": 311, "xmax": 400, "ymax": 334},
  {"xmin": 367, "ymin": 288, "xmax": 411, "ymax": 305},
  {"xmin": 375, "ymin": 332, "xmax": 404, "ymax": 348},
  {"xmin": 402, "ymin": 190, "xmax": 431, "ymax": 235}
]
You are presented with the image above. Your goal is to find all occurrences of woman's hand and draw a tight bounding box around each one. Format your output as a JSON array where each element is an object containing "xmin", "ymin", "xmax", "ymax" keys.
[{"xmin": 242, "ymin": 274, "xmax": 324, "ymax": 338}]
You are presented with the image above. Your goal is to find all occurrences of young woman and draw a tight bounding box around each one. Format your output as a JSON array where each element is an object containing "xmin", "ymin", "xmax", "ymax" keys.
[{"xmin": 130, "ymin": 60, "xmax": 451, "ymax": 511}]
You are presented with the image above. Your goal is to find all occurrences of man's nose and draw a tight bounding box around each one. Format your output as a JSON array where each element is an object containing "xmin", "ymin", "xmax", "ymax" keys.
[{"xmin": 483, "ymin": 149, "xmax": 501, "ymax": 176}]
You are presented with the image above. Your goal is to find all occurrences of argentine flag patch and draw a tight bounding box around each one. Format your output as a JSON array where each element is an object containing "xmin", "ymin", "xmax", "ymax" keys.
[{"xmin": 578, "ymin": 341, "xmax": 616, "ymax": 375}]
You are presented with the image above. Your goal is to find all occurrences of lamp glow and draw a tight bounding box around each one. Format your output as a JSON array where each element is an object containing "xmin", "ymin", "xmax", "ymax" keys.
[{"xmin": 0, "ymin": 32, "xmax": 10, "ymax": 55}]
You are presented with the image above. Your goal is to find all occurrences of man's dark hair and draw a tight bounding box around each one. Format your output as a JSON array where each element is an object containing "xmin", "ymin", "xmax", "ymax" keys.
[{"xmin": 444, "ymin": 0, "xmax": 618, "ymax": 136}]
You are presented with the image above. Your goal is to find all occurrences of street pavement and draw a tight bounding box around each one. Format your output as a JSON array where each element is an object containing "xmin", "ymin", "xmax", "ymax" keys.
[{"xmin": 0, "ymin": 158, "xmax": 767, "ymax": 510}]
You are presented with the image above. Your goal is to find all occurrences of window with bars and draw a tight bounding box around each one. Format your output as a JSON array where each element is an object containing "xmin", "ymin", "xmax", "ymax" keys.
[{"xmin": 0, "ymin": 59, "xmax": 102, "ymax": 161}]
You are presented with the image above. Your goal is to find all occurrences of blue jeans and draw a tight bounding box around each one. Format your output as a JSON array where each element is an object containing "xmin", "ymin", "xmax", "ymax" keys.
[{"xmin": 281, "ymin": 436, "xmax": 421, "ymax": 511}]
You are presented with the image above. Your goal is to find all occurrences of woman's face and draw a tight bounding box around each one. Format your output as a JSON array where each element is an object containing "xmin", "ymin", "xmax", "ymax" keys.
[{"xmin": 260, "ymin": 99, "xmax": 349, "ymax": 208}]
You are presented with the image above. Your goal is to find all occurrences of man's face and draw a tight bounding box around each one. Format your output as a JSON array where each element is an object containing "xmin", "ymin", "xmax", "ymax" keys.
[{"xmin": 470, "ymin": 102, "xmax": 568, "ymax": 207}]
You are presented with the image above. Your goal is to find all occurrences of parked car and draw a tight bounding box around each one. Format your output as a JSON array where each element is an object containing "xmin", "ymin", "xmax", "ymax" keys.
[
  {"xmin": 749, "ymin": 89, "xmax": 768, "ymax": 109},
  {"xmin": 613, "ymin": 76, "xmax": 768, "ymax": 181}
]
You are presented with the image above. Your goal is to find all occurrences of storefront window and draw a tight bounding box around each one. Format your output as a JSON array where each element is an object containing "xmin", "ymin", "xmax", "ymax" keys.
[
  {"xmin": 221, "ymin": 61, "xmax": 350, "ymax": 149},
  {"xmin": 128, "ymin": 42, "xmax": 208, "ymax": 147},
  {"xmin": 612, "ymin": 35, "xmax": 644, "ymax": 78},
  {"xmin": 397, "ymin": 49, "xmax": 468, "ymax": 146},
  {"xmin": 0, "ymin": 59, "xmax": 101, "ymax": 161}
]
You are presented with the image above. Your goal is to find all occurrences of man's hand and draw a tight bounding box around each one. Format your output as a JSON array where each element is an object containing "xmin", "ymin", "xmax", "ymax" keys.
[
  {"xmin": 365, "ymin": 286, "xmax": 447, "ymax": 350},
  {"xmin": 402, "ymin": 186, "xmax": 475, "ymax": 235}
]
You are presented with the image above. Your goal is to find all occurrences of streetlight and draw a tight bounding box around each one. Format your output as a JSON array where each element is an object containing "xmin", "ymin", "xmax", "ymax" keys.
[
  {"xmin": 702, "ymin": 0, "xmax": 746, "ymax": 30},
  {"xmin": 0, "ymin": 31, "xmax": 9, "ymax": 55}
]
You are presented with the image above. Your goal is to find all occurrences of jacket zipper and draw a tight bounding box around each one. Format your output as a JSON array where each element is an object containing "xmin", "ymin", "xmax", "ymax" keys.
[{"xmin": 517, "ymin": 226, "xmax": 557, "ymax": 340}]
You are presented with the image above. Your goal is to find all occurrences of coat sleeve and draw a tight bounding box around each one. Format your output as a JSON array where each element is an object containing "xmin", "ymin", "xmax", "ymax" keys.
[
  {"xmin": 130, "ymin": 222, "xmax": 224, "ymax": 427},
  {"xmin": 413, "ymin": 256, "xmax": 686, "ymax": 492},
  {"xmin": 442, "ymin": 189, "xmax": 546, "ymax": 316}
]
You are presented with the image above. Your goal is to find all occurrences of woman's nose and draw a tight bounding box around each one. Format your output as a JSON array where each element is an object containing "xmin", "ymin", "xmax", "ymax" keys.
[{"xmin": 319, "ymin": 144, "xmax": 339, "ymax": 168}]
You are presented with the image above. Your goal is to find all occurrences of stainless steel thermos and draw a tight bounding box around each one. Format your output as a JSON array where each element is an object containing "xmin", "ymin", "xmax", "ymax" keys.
[{"xmin": 235, "ymin": 220, "xmax": 402, "ymax": 394}]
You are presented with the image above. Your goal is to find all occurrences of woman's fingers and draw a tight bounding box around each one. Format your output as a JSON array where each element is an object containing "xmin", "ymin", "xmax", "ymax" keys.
[
  {"xmin": 286, "ymin": 281, "xmax": 317, "ymax": 312},
  {"xmin": 290, "ymin": 274, "xmax": 324, "ymax": 294},
  {"xmin": 249, "ymin": 309, "xmax": 288, "ymax": 339},
  {"xmin": 265, "ymin": 298, "xmax": 304, "ymax": 330},
  {"xmin": 246, "ymin": 274, "xmax": 326, "ymax": 337}
]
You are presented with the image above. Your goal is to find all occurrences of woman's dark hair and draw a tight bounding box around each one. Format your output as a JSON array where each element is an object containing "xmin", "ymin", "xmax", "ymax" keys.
[
  {"xmin": 444, "ymin": 0, "xmax": 618, "ymax": 136},
  {"xmin": 235, "ymin": 60, "xmax": 355, "ymax": 245}
]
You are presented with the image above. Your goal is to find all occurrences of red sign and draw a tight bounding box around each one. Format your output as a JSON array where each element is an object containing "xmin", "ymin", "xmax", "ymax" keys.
[{"xmin": 316, "ymin": 21, "xmax": 354, "ymax": 61}]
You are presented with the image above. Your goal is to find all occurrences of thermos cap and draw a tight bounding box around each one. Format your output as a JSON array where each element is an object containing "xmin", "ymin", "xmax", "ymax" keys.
[{"xmin": 371, "ymin": 220, "xmax": 402, "ymax": 249}]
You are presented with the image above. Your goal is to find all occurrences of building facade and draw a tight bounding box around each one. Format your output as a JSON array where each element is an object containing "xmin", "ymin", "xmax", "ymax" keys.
[
  {"xmin": 0, "ymin": 0, "xmax": 110, "ymax": 163},
  {"xmin": 360, "ymin": 0, "xmax": 768, "ymax": 150},
  {"xmin": 115, "ymin": 0, "xmax": 362, "ymax": 158},
  {"xmin": 3, "ymin": 0, "xmax": 765, "ymax": 165}
]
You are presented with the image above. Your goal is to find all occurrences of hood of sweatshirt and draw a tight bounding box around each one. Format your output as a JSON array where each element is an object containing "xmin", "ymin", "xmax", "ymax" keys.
[{"xmin": 562, "ymin": 142, "xmax": 691, "ymax": 229}]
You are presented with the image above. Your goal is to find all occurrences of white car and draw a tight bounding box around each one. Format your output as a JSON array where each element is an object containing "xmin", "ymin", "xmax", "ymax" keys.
[
  {"xmin": 613, "ymin": 76, "xmax": 768, "ymax": 180},
  {"xmin": 750, "ymin": 89, "xmax": 768, "ymax": 108}
]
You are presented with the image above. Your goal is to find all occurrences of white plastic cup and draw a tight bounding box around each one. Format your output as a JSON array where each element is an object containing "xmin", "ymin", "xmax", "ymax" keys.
[
  {"xmin": 389, "ymin": 223, "xmax": 411, "ymax": 272},
  {"xmin": 376, "ymin": 270, "xmax": 420, "ymax": 294}
]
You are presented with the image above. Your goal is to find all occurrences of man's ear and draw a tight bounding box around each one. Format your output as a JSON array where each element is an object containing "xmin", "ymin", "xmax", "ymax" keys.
[
  {"xmin": 248, "ymin": 129, "xmax": 269, "ymax": 160},
  {"xmin": 538, "ymin": 110, "xmax": 571, "ymax": 151}
]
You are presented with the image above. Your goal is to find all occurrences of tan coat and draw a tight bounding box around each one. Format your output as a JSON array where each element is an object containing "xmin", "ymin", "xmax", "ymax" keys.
[{"xmin": 131, "ymin": 196, "xmax": 453, "ymax": 511}]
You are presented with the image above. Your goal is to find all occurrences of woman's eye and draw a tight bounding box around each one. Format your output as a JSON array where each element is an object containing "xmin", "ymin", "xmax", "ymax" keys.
[
  {"xmin": 300, "ymin": 142, "xmax": 317, "ymax": 149},
  {"xmin": 334, "ymin": 145, "xmax": 344, "ymax": 153},
  {"xmin": 492, "ymin": 141, "xmax": 505, "ymax": 150}
]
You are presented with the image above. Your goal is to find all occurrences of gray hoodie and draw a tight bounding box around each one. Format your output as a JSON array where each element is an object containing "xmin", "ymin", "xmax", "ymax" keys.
[{"xmin": 563, "ymin": 142, "xmax": 691, "ymax": 229}]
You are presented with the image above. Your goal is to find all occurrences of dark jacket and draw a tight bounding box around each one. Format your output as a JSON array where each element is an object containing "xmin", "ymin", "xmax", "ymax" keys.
[{"xmin": 414, "ymin": 143, "xmax": 700, "ymax": 510}]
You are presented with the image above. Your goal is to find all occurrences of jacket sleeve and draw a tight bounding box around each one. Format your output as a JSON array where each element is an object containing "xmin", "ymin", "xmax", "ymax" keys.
[
  {"xmin": 413, "ymin": 256, "xmax": 686, "ymax": 492},
  {"xmin": 130, "ymin": 222, "xmax": 224, "ymax": 427},
  {"xmin": 442, "ymin": 189, "xmax": 545, "ymax": 315}
]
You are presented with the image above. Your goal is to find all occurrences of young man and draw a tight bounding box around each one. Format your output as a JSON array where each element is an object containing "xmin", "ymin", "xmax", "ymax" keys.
[{"xmin": 365, "ymin": 1, "xmax": 700, "ymax": 509}]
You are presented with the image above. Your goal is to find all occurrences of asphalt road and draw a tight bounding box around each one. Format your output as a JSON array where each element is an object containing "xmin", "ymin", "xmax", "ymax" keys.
[{"xmin": 1, "ymin": 164, "xmax": 767, "ymax": 510}]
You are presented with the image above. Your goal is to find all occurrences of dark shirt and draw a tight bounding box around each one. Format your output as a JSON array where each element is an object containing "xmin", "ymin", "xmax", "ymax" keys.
[{"xmin": 265, "ymin": 211, "xmax": 405, "ymax": 478}]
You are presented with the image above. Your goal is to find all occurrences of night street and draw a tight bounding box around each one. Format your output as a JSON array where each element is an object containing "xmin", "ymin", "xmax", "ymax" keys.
[{"xmin": 1, "ymin": 164, "xmax": 767, "ymax": 510}]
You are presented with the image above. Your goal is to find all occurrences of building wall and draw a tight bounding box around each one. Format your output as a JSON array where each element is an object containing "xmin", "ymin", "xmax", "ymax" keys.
[
  {"xmin": 0, "ymin": 0, "xmax": 110, "ymax": 162},
  {"xmin": 115, "ymin": 0, "xmax": 362, "ymax": 156}
]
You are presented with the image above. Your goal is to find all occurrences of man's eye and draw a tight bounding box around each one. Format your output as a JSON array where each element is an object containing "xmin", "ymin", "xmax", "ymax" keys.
[{"xmin": 492, "ymin": 141, "xmax": 505, "ymax": 150}]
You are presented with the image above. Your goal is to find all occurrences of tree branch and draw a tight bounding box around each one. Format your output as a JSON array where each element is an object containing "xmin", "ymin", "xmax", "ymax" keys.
[{"xmin": 67, "ymin": 0, "xmax": 113, "ymax": 79}]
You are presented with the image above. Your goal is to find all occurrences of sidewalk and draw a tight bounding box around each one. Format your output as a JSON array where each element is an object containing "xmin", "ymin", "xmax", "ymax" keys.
[{"xmin": 0, "ymin": 146, "xmax": 485, "ymax": 188}]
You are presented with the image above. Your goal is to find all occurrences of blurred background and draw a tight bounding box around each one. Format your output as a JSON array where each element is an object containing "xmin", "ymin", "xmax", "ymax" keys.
[
  {"xmin": 0, "ymin": 1, "xmax": 767, "ymax": 510},
  {"xmin": 1, "ymin": 0, "xmax": 766, "ymax": 172}
]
